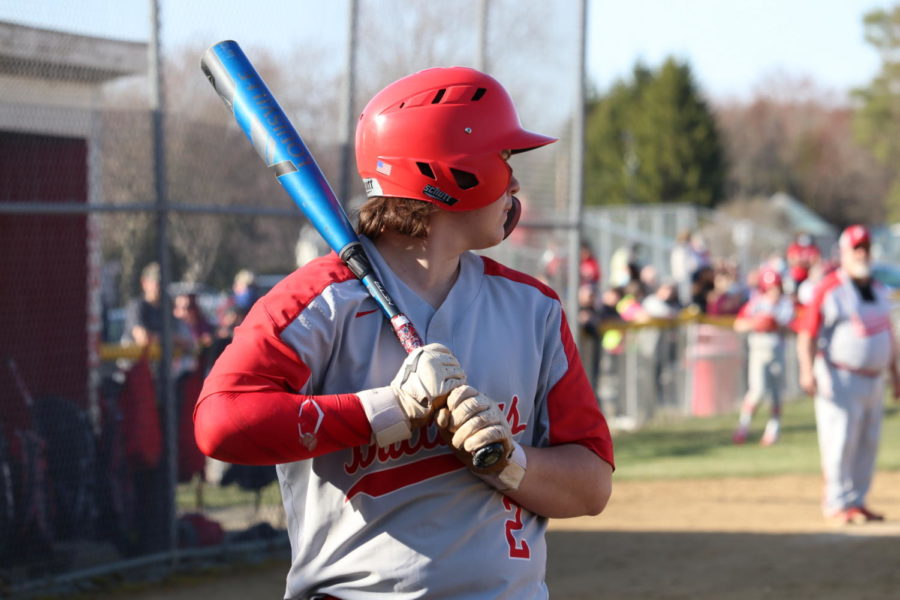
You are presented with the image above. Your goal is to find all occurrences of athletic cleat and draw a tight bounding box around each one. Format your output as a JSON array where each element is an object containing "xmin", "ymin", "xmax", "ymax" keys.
[
  {"xmin": 847, "ymin": 506, "xmax": 885, "ymax": 523},
  {"xmin": 732, "ymin": 428, "xmax": 748, "ymax": 445},
  {"xmin": 824, "ymin": 509, "xmax": 853, "ymax": 526},
  {"xmin": 759, "ymin": 430, "xmax": 779, "ymax": 446},
  {"xmin": 760, "ymin": 420, "xmax": 780, "ymax": 446}
]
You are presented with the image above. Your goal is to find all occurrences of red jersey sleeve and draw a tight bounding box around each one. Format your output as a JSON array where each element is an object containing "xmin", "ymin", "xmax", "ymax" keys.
[
  {"xmin": 194, "ymin": 299, "xmax": 371, "ymax": 466},
  {"xmin": 547, "ymin": 309, "xmax": 615, "ymax": 469},
  {"xmin": 736, "ymin": 298, "xmax": 754, "ymax": 319},
  {"xmin": 797, "ymin": 271, "xmax": 840, "ymax": 337}
]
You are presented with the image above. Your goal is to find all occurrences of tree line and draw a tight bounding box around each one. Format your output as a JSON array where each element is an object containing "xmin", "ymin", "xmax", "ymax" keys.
[{"xmin": 585, "ymin": 5, "xmax": 900, "ymax": 230}]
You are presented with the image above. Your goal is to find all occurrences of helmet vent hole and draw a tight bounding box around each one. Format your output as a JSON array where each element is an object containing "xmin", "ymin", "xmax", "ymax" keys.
[
  {"xmin": 471, "ymin": 88, "xmax": 486, "ymax": 101},
  {"xmin": 431, "ymin": 89, "xmax": 446, "ymax": 104},
  {"xmin": 416, "ymin": 162, "xmax": 436, "ymax": 179},
  {"xmin": 451, "ymin": 169, "xmax": 479, "ymax": 190}
]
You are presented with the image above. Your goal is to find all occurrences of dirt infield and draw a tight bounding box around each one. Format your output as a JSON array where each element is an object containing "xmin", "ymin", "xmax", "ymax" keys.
[{"xmin": 119, "ymin": 471, "xmax": 900, "ymax": 599}]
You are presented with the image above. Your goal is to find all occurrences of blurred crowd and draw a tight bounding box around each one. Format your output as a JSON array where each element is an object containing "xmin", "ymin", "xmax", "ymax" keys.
[
  {"xmin": 550, "ymin": 229, "xmax": 837, "ymax": 422},
  {"xmin": 119, "ymin": 264, "xmax": 262, "ymax": 379}
]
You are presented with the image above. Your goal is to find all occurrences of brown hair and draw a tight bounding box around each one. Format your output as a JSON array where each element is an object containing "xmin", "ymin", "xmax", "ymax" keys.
[{"xmin": 356, "ymin": 197, "xmax": 438, "ymax": 241}]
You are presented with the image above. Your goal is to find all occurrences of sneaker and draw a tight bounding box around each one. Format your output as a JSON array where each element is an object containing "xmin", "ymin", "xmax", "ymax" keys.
[
  {"xmin": 732, "ymin": 427, "xmax": 748, "ymax": 445},
  {"xmin": 848, "ymin": 506, "xmax": 885, "ymax": 523}
]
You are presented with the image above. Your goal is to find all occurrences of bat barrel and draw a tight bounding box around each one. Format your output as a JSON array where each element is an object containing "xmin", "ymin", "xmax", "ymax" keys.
[
  {"xmin": 201, "ymin": 40, "xmax": 503, "ymax": 471},
  {"xmin": 200, "ymin": 40, "xmax": 359, "ymax": 256}
]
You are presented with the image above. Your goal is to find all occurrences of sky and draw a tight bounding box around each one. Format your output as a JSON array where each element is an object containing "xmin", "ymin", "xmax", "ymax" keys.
[{"xmin": 0, "ymin": 0, "xmax": 892, "ymax": 102}]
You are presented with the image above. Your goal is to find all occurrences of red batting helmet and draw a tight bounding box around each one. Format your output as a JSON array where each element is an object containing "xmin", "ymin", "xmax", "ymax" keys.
[
  {"xmin": 355, "ymin": 67, "xmax": 557, "ymax": 212},
  {"xmin": 758, "ymin": 268, "xmax": 782, "ymax": 292}
]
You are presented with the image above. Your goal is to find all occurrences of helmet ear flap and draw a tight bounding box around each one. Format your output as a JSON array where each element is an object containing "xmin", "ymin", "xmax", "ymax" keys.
[{"xmin": 503, "ymin": 196, "xmax": 522, "ymax": 239}]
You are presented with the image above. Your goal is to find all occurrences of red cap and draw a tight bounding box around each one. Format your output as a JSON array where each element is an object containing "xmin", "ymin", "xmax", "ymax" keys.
[
  {"xmin": 839, "ymin": 225, "xmax": 870, "ymax": 251},
  {"xmin": 758, "ymin": 268, "xmax": 782, "ymax": 292}
]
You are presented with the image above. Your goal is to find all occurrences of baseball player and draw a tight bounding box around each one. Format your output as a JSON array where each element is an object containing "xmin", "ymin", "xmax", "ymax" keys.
[
  {"xmin": 797, "ymin": 225, "xmax": 900, "ymax": 525},
  {"xmin": 195, "ymin": 67, "xmax": 614, "ymax": 599},
  {"xmin": 731, "ymin": 268, "xmax": 795, "ymax": 446}
]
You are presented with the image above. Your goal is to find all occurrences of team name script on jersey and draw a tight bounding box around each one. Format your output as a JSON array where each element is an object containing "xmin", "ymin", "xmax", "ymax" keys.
[{"xmin": 343, "ymin": 396, "xmax": 528, "ymax": 501}]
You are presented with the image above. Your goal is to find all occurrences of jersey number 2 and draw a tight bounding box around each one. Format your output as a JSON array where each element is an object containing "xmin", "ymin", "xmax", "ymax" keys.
[{"xmin": 503, "ymin": 497, "xmax": 531, "ymax": 559}]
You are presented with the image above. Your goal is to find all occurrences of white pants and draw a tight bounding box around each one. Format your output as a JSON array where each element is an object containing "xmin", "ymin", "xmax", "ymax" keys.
[
  {"xmin": 813, "ymin": 359, "xmax": 884, "ymax": 514},
  {"xmin": 745, "ymin": 346, "xmax": 784, "ymax": 410}
]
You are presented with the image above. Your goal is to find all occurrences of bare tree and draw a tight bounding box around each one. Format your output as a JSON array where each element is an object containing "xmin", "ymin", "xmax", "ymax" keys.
[{"xmin": 716, "ymin": 74, "xmax": 890, "ymax": 228}]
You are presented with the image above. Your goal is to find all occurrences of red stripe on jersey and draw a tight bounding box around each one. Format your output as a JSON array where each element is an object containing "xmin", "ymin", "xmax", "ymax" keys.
[
  {"xmin": 195, "ymin": 253, "xmax": 372, "ymax": 465},
  {"xmin": 546, "ymin": 307, "xmax": 615, "ymax": 468},
  {"xmin": 797, "ymin": 270, "xmax": 842, "ymax": 337},
  {"xmin": 479, "ymin": 255, "xmax": 615, "ymax": 469},
  {"xmin": 480, "ymin": 255, "xmax": 560, "ymax": 300},
  {"xmin": 345, "ymin": 454, "xmax": 463, "ymax": 501}
]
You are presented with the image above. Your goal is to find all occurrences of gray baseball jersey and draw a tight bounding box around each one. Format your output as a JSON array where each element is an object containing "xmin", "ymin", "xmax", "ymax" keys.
[
  {"xmin": 201, "ymin": 236, "xmax": 613, "ymax": 599},
  {"xmin": 801, "ymin": 268, "xmax": 893, "ymax": 513}
]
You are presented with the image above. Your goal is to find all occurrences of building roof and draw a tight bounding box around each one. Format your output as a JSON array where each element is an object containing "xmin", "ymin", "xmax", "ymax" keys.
[
  {"xmin": 770, "ymin": 192, "xmax": 837, "ymax": 237},
  {"xmin": 0, "ymin": 20, "xmax": 146, "ymax": 82}
]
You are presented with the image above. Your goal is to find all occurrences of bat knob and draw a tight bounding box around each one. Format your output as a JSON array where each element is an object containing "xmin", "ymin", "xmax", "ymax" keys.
[{"xmin": 472, "ymin": 442, "xmax": 505, "ymax": 470}]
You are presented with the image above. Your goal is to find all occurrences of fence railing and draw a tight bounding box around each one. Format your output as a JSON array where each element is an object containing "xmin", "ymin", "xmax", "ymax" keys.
[{"xmin": 583, "ymin": 311, "xmax": 802, "ymax": 432}]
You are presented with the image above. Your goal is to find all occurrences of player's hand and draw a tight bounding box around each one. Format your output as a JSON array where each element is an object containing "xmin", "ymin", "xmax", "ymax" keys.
[
  {"xmin": 435, "ymin": 385, "xmax": 526, "ymax": 491},
  {"xmin": 799, "ymin": 369, "xmax": 817, "ymax": 396},
  {"xmin": 390, "ymin": 343, "xmax": 466, "ymax": 428}
]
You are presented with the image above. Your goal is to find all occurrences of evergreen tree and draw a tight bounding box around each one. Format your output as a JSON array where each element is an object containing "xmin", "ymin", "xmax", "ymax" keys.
[
  {"xmin": 853, "ymin": 5, "xmax": 900, "ymax": 221},
  {"xmin": 585, "ymin": 58, "xmax": 725, "ymax": 207}
]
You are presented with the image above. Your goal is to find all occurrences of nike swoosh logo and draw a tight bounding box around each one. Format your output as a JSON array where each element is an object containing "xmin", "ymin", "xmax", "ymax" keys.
[{"xmin": 355, "ymin": 309, "xmax": 379, "ymax": 318}]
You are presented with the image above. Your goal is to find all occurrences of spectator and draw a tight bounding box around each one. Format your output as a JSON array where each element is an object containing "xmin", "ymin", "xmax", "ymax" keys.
[
  {"xmin": 609, "ymin": 243, "xmax": 641, "ymax": 288},
  {"xmin": 639, "ymin": 279, "xmax": 683, "ymax": 410},
  {"xmin": 174, "ymin": 292, "xmax": 214, "ymax": 371},
  {"xmin": 122, "ymin": 262, "xmax": 163, "ymax": 347},
  {"xmin": 731, "ymin": 269, "xmax": 795, "ymax": 446},
  {"xmin": 540, "ymin": 241, "xmax": 565, "ymax": 291},
  {"xmin": 670, "ymin": 229, "xmax": 698, "ymax": 305},
  {"xmin": 786, "ymin": 232, "xmax": 821, "ymax": 291},
  {"xmin": 639, "ymin": 264, "xmax": 659, "ymax": 294},
  {"xmin": 231, "ymin": 269, "xmax": 258, "ymax": 312},
  {"xmin": 707, "ymin": 261, "xmax": 745, "ymax": 315},
  {"xmin": 617, "ymin": 279, "xmax": 649, "ymax": 323},
  {"xmin": 579, "ymin": 241, "xmax": 602, "ymax": 289},
  {"xmin": 598, "ymin": 286, "xmax": 625, "ymax": 356},
  {"xmin": 576, "ymin": 284, "xmax": 602, "ymax": 390},
  {"xmin": 689, "ymin": 265, "xmax": 716, "ymax": 313}
]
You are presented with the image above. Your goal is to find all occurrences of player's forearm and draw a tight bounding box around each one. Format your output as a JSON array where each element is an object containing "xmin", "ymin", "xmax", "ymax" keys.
[
  {"xmin": 504, "ymin": 443, "xmax": 612, "ymax": 519},
  {"xmin": 796, "ymin": 332, "xmax": 816, "ymax": 374}
]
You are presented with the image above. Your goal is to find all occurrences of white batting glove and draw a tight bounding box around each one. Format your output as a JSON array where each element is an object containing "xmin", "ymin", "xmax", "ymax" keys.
[
  {"xmin": 358, "ymin": 343, "xmax": 466, "ymax": 447},
  {"xmin": 435, "ymin": 385, "xmax": 526, "ymax": 491}
]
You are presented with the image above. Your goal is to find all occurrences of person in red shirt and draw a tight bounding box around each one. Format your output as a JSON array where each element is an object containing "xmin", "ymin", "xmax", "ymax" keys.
[
  {"xmin": 786, "ymin": 232, "xmax": 821, "ymax": 290},
  {"xmin": 579, "ymin": 241, "xmax": 601, "ymax": 288}
]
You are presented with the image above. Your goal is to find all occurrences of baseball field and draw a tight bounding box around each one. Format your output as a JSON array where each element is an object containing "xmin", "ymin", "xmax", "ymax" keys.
[{"xmin": 107, "ymin": 398, "xmax": 900, "ymax": 599}]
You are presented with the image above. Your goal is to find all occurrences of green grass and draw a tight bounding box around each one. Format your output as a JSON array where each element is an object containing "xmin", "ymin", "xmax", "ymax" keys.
[
  {"xmin": 611, "ymin": 396, "xmax": 900, "ymax": 481},
  {"xmin": 176, "ymin": 479, "xmax": 282, "ymax": 511}
]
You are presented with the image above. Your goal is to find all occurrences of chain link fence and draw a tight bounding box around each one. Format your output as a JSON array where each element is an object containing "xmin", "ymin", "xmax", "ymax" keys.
[{"xmin": 0, "ymin": 1, "xmax": 589, "ymax": 596}]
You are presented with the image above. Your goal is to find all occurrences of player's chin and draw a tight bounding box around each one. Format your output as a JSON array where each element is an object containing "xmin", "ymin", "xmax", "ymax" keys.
[{"xmin": 472, "ymin": 228, "xmax": 506, "ymax": 250}]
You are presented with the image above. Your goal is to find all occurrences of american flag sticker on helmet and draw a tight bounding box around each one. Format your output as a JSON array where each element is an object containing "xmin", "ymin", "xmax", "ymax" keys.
[{"xmin": 376, "ymin": 160, "xmax": 392, "ymax": 176}]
